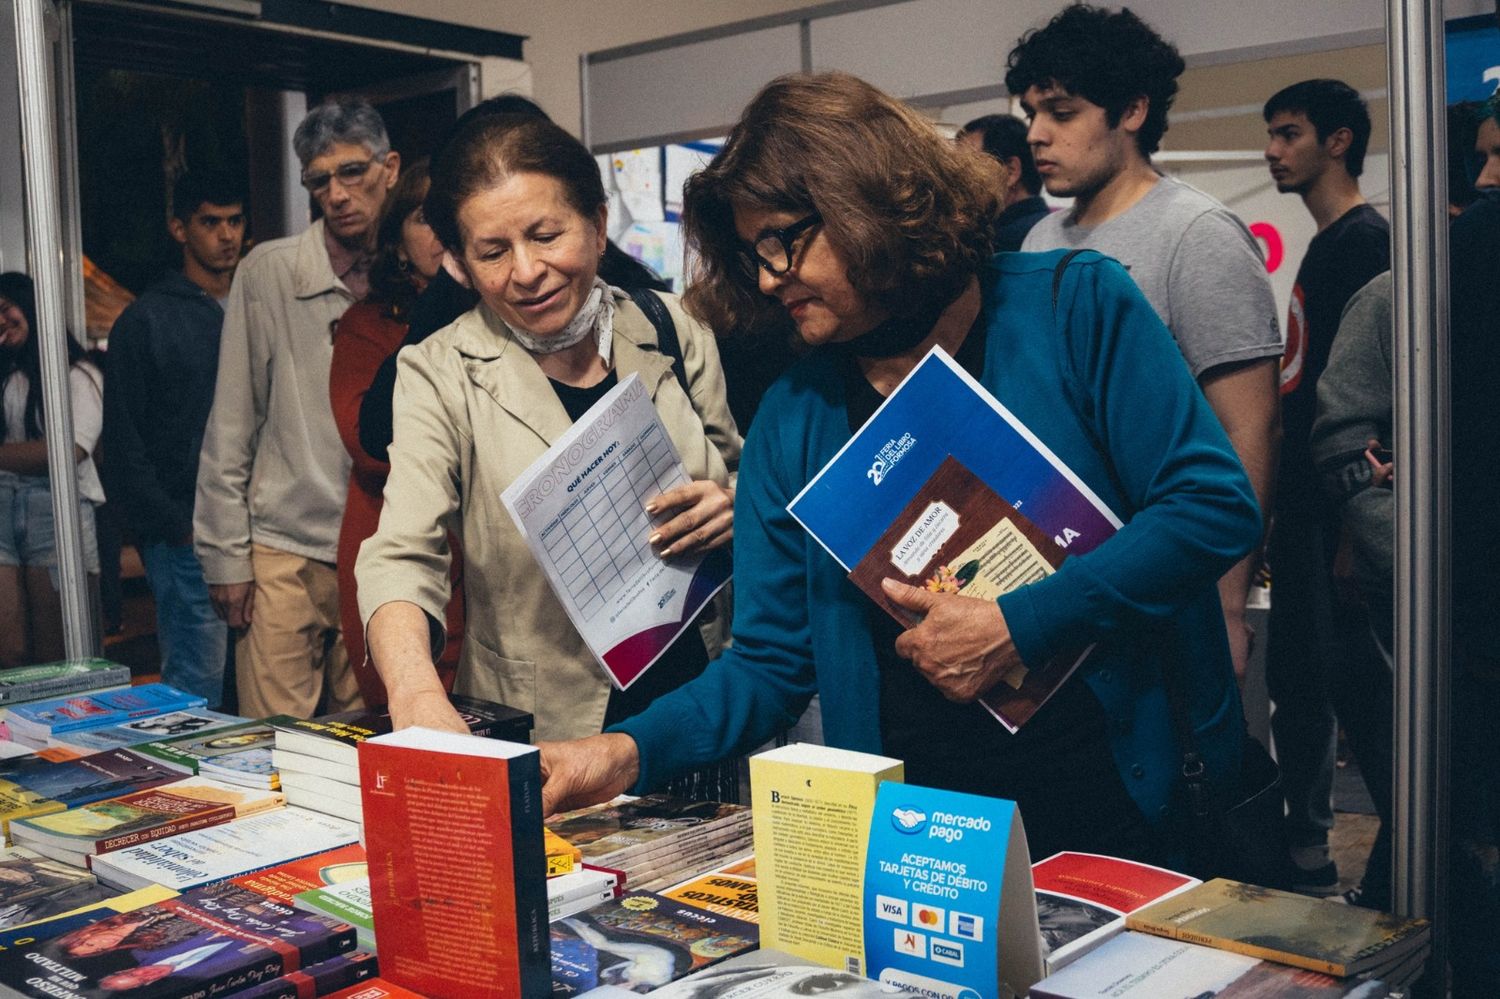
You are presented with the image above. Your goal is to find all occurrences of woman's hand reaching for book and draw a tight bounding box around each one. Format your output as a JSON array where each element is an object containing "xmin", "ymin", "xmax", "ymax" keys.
[
  {"xmin": 539, "ymin": 733, "xmax": 641, "ymax": 817},
  {"xmin": 882, "ymin": 579, "xmax": 1021, "ymax": 703}
]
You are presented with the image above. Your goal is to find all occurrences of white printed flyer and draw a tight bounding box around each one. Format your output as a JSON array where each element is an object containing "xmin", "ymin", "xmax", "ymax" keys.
[{"xmin": 500, "ymin": 373, "xmax": 731, "ymax": 690}]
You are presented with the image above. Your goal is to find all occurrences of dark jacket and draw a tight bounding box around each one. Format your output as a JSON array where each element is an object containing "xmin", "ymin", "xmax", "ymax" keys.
[
  {"xmin": 993, "ymin": 195, "xmax": 1051, "ymax": 253},
  {"xmin": 102, "ymin": 272, "xmax": 224, "ymax": 543}
]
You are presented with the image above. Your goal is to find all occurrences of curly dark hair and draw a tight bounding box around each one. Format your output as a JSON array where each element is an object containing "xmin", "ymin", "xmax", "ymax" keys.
[
  {"xmin": 365, "ymin": 158, "xmax": 431, "ymax": 319},
  {"xmin": 1004, "ymin": 3, "xmax": 1185, "ymax": 158},
  {"xmin": 680, "ymin": 72, "xmax": 1005, "ymax": 337}
]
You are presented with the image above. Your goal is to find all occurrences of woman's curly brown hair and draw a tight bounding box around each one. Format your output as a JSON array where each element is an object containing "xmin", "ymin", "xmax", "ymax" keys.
[{"xmin": 681, "ymin": 72, "xmax": 1008, "ymax": 337}]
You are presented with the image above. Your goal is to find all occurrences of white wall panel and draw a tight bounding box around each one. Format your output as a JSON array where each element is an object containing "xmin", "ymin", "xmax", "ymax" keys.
[{"xmin": 585, "ymin": 24, "xmax": 803, "ymax": 151}]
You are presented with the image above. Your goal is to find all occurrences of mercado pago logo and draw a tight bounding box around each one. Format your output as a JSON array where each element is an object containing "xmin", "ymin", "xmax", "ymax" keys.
[
  {"xmin": 890, "ymin": 804, "xmax": 991, "ymax": 844},
  {"xmin": 868, "ymin": 432, "xmax": 917, "ymax": 485}
]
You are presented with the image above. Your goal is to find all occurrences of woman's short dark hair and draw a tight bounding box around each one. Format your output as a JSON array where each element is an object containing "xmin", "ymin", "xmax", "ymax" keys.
[
  {"xmin": 366, "ymin": 158, "xmax": 431, "ymax": 318},
  {"xmin": 681, "ymin": 72, "xmax": 1005, "ymax": 337},
  {"xmin": 425, "ymin": 114, "xmax": 605, "ymax": 255}
]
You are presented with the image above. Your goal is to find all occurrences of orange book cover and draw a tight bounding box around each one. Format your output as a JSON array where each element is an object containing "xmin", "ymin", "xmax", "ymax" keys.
[
  {"xmin": 230, "ymin": 842, "xmax": 368, "ymax": 903},
  {"xmin": 327, "ymin": 978, "xmax": 430, "ymax": 999},
  {"xmin": 359, "ymin": 728, "xmax": 548, "ymax": 999}
]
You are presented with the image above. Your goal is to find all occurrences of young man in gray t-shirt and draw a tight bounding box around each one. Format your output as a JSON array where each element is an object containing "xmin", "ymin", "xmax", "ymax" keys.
[{"xmin": 1007, "ymin": 4, "xmax": 1282, "ymax": 690}]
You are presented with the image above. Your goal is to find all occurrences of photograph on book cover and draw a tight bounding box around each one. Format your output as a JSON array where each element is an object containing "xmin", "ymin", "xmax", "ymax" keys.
[
  {"xmin": 789, "ymin": 347, "xmax": 1121, "ymax": 573},
  {"xmin": 848, "ymin": 456, "xmax": 1092, "ymax": 730},
  {"xmin": 502, "ymin": 373, "xmax": 730, "ymax": 692}
]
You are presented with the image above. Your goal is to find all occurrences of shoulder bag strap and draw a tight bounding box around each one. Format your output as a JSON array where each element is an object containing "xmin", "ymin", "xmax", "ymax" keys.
[{"xmin": 626, "ymin": 287, "xmax": 689, "ymax": 396}]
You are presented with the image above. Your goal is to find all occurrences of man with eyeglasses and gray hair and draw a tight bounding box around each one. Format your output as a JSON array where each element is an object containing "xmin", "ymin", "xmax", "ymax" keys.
[{"xmin": 195, "ymin": 97, "xmax": 399, "ymax": 717}]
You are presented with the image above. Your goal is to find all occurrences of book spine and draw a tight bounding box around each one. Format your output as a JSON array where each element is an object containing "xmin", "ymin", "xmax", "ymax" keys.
[
  {"xmin": 511, "ymin": 753, "xmax": 551, "ymax": 999},
  {"xmin": 0, "ymin": 670, "xmax": 129, "ymax": 705},
  {"xmin": 96, "ymin": 804, "xmax": 236, "ymax": 854}
]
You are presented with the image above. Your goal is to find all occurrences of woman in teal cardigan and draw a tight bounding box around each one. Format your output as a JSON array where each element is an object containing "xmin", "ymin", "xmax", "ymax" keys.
[{"xmin": 540, "ymin": 73, "xmax": 1261, "ymax": 862}]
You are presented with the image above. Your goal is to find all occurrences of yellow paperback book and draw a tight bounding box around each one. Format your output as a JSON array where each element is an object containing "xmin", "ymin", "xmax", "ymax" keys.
[{"xmin": 749, "ymin": 743, "xmax": 903, "ymax": 974}]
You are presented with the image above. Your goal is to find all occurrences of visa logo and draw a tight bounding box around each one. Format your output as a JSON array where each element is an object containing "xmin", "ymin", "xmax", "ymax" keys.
[
  {"xmin": 931, "ymin": 941, "xmax": 964, "ymax": 967},
  {"xmin": 876, "ymin": 895, "xmax": 909, "ymax": 924}
]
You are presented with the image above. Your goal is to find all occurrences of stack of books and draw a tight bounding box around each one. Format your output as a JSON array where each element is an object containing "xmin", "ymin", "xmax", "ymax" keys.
[
  {"xmin": 8, "ymin": 775, "xmax": 285, "ymax": 867},
  {"xmin": 1, "ymin": 746, "xmax": 185, "ymax": 842},
  {"xmin": 0, "ymin": 659, "xmax": 131, "ymax": 708},
  {"xmin": 4, "ymin": 682, "xmax": 205, "ymax": 749},
  {"xmin": 136, "ymin": 719, "xmax": 281, "ymax": 789},
  {"xmin": 47, "ymin": 707, "xmax": 246, "ymax": 754},
  {"xmin": 270, "ymin": 695, "xmax": 533, "ymax": 825},
  {"xmin": 545, "ymin": 793, "xmax": 753, "ymax": 892}
]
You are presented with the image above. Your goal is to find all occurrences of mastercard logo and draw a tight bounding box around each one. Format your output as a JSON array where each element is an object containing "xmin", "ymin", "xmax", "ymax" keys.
[{"xmin": 914, "ymin": 905, "xmax": 944, "ymax": 927}]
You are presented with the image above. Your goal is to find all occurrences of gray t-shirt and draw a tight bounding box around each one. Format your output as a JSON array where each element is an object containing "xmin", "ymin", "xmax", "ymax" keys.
[{"xmin": 1023, "ymin": 174, "xmax": 1282, "ymax": 379}]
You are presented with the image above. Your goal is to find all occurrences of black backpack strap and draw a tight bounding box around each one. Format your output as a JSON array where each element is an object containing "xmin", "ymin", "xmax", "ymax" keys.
[
  {"xmin": 1051, "ymin": 249, "xmax": 1088, "ymax": 314},
  {"xmin": 626, "ymin": 287, "xmax": 689, "ymax": 396}
]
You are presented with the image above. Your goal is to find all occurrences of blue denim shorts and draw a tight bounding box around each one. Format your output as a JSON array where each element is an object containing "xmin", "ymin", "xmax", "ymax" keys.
[{"xmin": 0, "ymin": 472, "xmax": 99, "ymax": 578}]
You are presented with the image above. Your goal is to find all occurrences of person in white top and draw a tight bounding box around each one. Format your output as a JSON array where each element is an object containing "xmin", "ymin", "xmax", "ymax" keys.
[{"xmin": 0, "ymin": 271, "xmax": 104, "ymax": 667}]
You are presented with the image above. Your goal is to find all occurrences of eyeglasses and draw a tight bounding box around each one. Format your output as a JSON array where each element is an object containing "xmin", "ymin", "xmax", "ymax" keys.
[
  {"xmin": 301, "ymin": 157, "xmax": 379, "ymax": 195},
  {"xmin": 737, "ymin": 212, "xmax": 822, "ymax": 277}
]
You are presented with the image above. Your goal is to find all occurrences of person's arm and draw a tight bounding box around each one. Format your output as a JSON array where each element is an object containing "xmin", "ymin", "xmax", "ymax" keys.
[
  {"xmin": 1168, "ymin": 209, "xmax": 1284, "ymax": 679},
  {"xmin": 605, "ymin": 386, "xmax": 820, "ymax": 792},
  {"xmin": 102, "ymin": 309, "xmax": 190, "ymax": 540},
  {"xmin": 1311, "ymin": 275, "xmax": 1393, "ymax": 591},
  {"xmin": 355, "ymin": 345, "xmax": 466, "ymax": 730},
  {"xmin": 0, "ymin": 364, "xmax": 99, "ymax": 475},
  {"xmin": 194, "ymin": 263, "xmax": 263, "ymax": 588},
  {"xmin": 0, "ymin": 440, "xmax": 85, "ymax": 475},
  {"xmin": 995, "ymin": 256, "xmax": 1263, "ymax": 670},
  {"xmin": 1199, "ymin": 356, "xmax": 1280, "ymax": 678}
]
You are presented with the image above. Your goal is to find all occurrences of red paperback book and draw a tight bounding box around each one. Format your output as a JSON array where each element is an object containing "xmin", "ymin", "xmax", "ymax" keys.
[
  {"xmin": 359, "ymin": 727, "xmax": 549, "ymax": 999},
  {"xmin": 230, "ymin": 843, "xmax": 368, "ymax": 903},
  {"xmin": 326, "ymin": 978, "xmax": 429, "ymax": 999}
]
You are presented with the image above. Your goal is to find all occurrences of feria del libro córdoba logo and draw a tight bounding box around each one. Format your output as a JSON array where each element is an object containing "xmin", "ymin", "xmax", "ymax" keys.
[{"xmin": 891, "ymin": 806, "xmax": 928, "ymax": 834}]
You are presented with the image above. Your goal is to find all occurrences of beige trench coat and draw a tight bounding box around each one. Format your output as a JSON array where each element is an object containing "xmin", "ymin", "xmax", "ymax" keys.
[{"xmin": 355, "ymin": 290, "xmax": 741, "ymax": 741}]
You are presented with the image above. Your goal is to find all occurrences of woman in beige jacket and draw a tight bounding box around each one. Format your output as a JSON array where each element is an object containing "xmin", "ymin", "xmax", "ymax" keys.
[{"xmin": 356, "ymin": 115, "xmax": 740, "ymax": 745}]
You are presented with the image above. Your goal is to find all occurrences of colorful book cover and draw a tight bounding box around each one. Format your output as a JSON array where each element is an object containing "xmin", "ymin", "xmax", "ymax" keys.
[
  {"xmin": 551, "ymin": 889, "xmax": 759, "ymax": 997},
  {"xmin": 863, "ymin": 782, "xmax": 1042, "ymax": 999},
  {"xmin": 0, "ymin": 846, "xmax": 108, "ymax": 931},
  {"xmin": 10, "ymin": 776, "xmax": 285, "ymax": 866},
  {"xmin": 0, "ymin": 885, "xmax": 177, "ymax": 949},
  {"xmin": 847, "ymin": 456, "xmax": 1092, "ymax": 731},
  {"xmin": 547, "ymin": 795, "xmax": 748, "ymax": 861},
  {"xmin": 1029, "ymin": 931, "xmax": 1391, "ymax": 999},
  {"xmin": 1124, "ymin": 879, "xmax": 1432, "ymax": 977},
  {"xmin": 51, "ymin": 709, "xmax": 246, "ymax": 754},
  {"xmin": 5, "ymin": 683, "xmax": 207, "ymax": 740},
  {"xmin": 294, "ymin": 878, "xmax": 374, "ymax": 951},
  {"xmin": 1, "ymin": 749, "xmax": 184, "ymax": 843},
  {"xmin": 547, "ymin": 827, "xmax": 583, "ymax": 876},
  {"xmin": 0, "ymin": 881, "xmax": 357, "ymax": 998},
  {"xmin": 360, "ymin": 727, "xmax": 548, "ymax": 999},
  {"xmin": 230, "ymin": 843, "xmax": 368, "ymax": 903},
  {"xmin": 89, "ymin": 807, "xmax": 361, "ymax": 892},
  {"xmin": 1031, "ymin": 851, "xmax": 1200, "ymax": 974},
  {"xmin": 132, "ymin": 719, "xmax": 277, "ymax": 774},
  {"xmin": 661, "ymin": 872, "xmax": 759, "ymax": 924},
  {"xmin": 750, "ymin": 744, "xmax": 903, "ymax": 975},
  {"xmin": 228, "ymin": 950, "xmax": 379, "ymax": 999},
  {"xmin": 0, "ymin": 660, "xmax": 131, "ymax": 706},
  {"xmin": 788, "ymin": 346, "xmax": 1120, "ymax": 573}
]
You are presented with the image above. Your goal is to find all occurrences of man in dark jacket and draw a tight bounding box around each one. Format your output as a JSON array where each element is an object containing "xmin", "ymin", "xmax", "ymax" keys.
[
  {"xmin": 956, "ymin": 113, "xmax": 1051, "ymax": 252},
  {"xmin": 102, "ymin": 170, "xmax": 245, "ymax": 706}
]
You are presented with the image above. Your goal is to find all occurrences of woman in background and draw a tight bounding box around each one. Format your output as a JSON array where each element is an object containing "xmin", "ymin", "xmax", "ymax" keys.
[
  {"xmin": 329, "ymin": 160, "xmax": 464, "ymax": 704},
  {"xmin": 0, "ymin": 272, "xmax": 103, "ymax": 667}
]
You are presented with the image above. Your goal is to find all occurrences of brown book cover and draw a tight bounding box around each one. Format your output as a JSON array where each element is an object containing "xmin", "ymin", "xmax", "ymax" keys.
[
  {"xmin": 847, "ymin": 455, "xmax": 1090, "ymax": 731},
  {"xmin": 1124, "ymin": 878, "xmax": 1432, "ymax": 977}
]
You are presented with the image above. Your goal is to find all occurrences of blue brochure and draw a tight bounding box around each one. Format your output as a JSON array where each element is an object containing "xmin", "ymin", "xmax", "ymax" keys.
[
  {"xmin": 864, "ymin": 782, "xmax": 1041, "ymax": 999},
  {"xmin": 788, "ymin": 347, "xmax": 1120, "ymax": 571}
]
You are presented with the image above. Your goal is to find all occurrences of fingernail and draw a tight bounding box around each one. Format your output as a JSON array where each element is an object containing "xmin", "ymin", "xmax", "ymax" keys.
[
  {"xmin": 660, "ymin": 545, "xmax": 673, "ymax": 557},
  {"xmin": 648, "ymin": 533, "xmax": 662, "ymax": 545},
  {"xmin": 645, "ymin": 503, "xmax": 658, "ymax": 515},
  {"xmin": 881, "ymin": 578, "xmax": 899, "ymax": 592}
]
